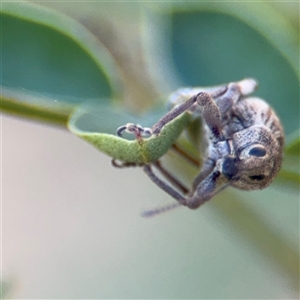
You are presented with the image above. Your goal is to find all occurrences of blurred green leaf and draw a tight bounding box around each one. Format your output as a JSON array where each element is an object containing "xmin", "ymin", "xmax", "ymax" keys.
[
  {"xmin": 279, "ymin": 155, "xmax": 300, "ymax": 186},
  {"xmin": 68, "ymin": 103, "xmax": 190, "ymax": 163},
  {"xmin": 1, "ymin": 87, "xmax": 72, "ymax": 126},
  {"xmin": 170, "ymin": 2, "xmax": 298, "ymax": 72},
  {"xmin": 278, "ymin": 169, "xmax": 300, "ymax": 186},
  {"xmin": 285, "ymin": 129, "xmax": 300, "ymax": 156},
  {"xmin": 1, "ymin": 2, "xmax": 121, "ymax": 125},
  {"xmin": 278, "ymin": 131, "xmax": 300, "ymax": 185}
]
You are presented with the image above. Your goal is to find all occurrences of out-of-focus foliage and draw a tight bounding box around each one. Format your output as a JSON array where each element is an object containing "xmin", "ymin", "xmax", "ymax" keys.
[
  {"xmin": 285, "ymin": 129, "xmax": 300, "ymax": 156},
  {"xmin": 1, "ymin": 1, "xmax": 299, "ymax": 299},
  {"xmin": 1, "ymin": 2, "xmax": 120, "ymax": 124}
]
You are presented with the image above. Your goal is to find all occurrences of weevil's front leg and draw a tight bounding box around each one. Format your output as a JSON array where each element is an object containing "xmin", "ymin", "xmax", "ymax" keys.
[
  {"xmin": 143, "ymin": 164, "xmax": 228, "ymax": 210},
  {"xmin": 153, "ymin": 161, "xmax": 189, "ymax": 194},
  {"xmin": 117, "ymin": 95, "xmax": 198, "ymax": 138},
  {"xmin": 153, "ymin": 92, "xmax": 224, "ymax": 142},
  {"xmin": 191, "ymin": 158, "xmax": 215, "ymax": 192},
  {"xmin": 118, "ymin": 92, "xmax": 224, "ymax": 142},
  {"xmin": 194, "ymin": 93, "xmax": 224, "ymax": 142},
  {"xmin": 168, "ymin": 78, "xmax": 257, "ymax": 116},
  {"xmin": 186, "ymin": 168, "xmax": 228, "ymax": 209},
  {"xmin": 214, "ymin": 78, "xmax": 257, "ymax": 115},
  {"xmin": 143, "ymin": 164, "xmax": 188, "ymax": 206},
  {"xmin": 116, "ymin": 123, "xmax": 152, "ymax": 139},
  {"xmin": 150, "ymin": 95, "xmax": 199, "ymax": 135}
]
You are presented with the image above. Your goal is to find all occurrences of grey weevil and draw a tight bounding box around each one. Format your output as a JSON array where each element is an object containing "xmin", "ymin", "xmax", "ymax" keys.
[{"xmin": 117, "ymin": 78, "xmax": 284, "ymax": 216}]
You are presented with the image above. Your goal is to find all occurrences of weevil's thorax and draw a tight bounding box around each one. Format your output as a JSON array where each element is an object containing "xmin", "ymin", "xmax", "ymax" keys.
[{"xmin": 217, "ymin": 97, "xmax": 284, "ymax": 190}]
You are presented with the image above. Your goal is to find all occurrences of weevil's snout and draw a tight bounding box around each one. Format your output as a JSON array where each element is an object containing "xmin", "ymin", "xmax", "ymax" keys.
[{"xmin": 222, "ymin": 157, "xmax": 239, "ymax": 180}]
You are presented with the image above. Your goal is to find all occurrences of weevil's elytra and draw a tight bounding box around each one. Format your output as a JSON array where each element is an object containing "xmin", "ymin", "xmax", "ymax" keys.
[{"xmin": 116, "ymin": 78, "xmax": 284, "ymax": 215}]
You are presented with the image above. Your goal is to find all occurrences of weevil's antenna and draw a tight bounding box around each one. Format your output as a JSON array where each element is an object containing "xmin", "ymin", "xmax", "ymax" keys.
[{"xmin": 141, "ymin": 202, "xmax": 183, "ymax": 218}]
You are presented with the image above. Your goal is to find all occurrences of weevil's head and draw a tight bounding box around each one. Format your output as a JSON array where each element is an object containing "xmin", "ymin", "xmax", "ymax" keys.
[{"xmin": 221, "ymin": 126, "xmax": 284, "ymax": 190}]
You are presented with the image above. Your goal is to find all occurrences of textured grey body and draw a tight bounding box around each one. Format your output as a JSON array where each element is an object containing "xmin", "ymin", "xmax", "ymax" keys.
[{"xmin": 117, "ymin": 79, "xmax": 284, "ymax": 213}]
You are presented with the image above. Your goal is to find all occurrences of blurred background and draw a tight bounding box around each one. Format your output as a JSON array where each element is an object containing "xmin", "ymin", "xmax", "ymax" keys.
[{"xmin": 1, "ymin": 1, "xmax": 299, "ymax": 299}]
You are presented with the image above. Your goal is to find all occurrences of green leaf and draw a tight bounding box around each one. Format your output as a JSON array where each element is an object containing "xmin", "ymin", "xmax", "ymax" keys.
[
  {"xmin": 278, "ymin": 155, "xmax": 300, "ymax": 186},
  {"xmin": 1, "ymin": 87, "xmax": 73, "ymax": 126},
  {"xmin": 278, "ymin": 169, "xmax": 300, "ymax": 186},
  {"xmin": 285, "ymin": 129, "xmax": 300, "ymax": 156},
  {"xmin": 68, "ymin": 103, "xmax": 190, "ymax": 163},
  {"xmin": 1, "ymin": 2, "xmax": 121, "ymax": 125},
  {"xmin": 277, "ymin": 130, "xmax": 300, "ymax": 185},
  {"xmin": 170, "ymin": 2, "xmax": 298, "ymax": 73}
]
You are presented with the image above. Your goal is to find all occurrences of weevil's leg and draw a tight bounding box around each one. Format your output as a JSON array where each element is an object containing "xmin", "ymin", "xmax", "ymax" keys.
[
  {"xmin": 214, "ymin": 78, "xmax": 258, "ymax": 115},
  {"xmin": 168, "ymin": 85, "xmax": 228, "ymax": 109},
  {"xmin": 171, "ymin": 143, "xmax": 200, "ymax": 167},
  {"xmin": 193, "ymin": 93, "xmax": 224, "ymax": 142},
  {"xmin": 118, "ymin": 92, "xmax": 224, "ymax": 141},
  {"xmin": 116, "ymin": 123, "xmax": 152, "ymax": 138},
  {"xmin": 143, "ymin": 164, "xmax": 187, "ymax": 206},
  {"xmin": 150, "ymin": 95, "xmax": 199, "ymax": 135},
  {"xmin": 168, "ymin": 78, "xmax": 257, "ymax": 111},
  {"xmin": 117, "ymin": 95, "xmax": 199, "ymax": 137},
  {"xmin": 191, "ymin": 158, "xmax": 215, "ymax": 192},
  {"xmin": 213, "ymin": 83, "xmax": 240, "ymax": 115},
  {"xmin": 143, "ymin": 164, "xmax": 228, "ymax": 210},
  {"xmin": 145, "ymin": 78, "xmax": 257, "ymax": 140},
  {"xmin": 153, "ymin": 161, "xmax": 189, "ymax": 194},
  {"xmin": 168, "ymin": 88, "xmax": 204, "ymax": 109},
  {"xmin": 152, "ymin": 92, "xmax": 224, "ymax": 142},
  {"xmin": 186, "ymin": 169, "xmax": 228, "ymax": 209}
]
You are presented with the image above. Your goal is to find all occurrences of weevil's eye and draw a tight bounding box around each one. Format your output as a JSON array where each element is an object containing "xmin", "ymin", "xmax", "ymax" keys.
[
  {"xmin": 239, "ymin": 145, "xmax": 267, "ymax": 160},
  {"xmin": 249, "ymin": 174, "xmax": 265, "ymax": 181},
  {"xmin": 248, "ymin": 146, "xmax": 266, "ymax": 157}
]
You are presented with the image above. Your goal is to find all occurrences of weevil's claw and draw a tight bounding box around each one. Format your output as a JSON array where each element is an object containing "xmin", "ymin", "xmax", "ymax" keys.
[
  {"xmin": 142, "ymin": 127, "xmax": 152, "ymax": 136},
  {"xmin": 116, "ymin": 123, "xmax": 152, "ymax": 138},
  {"xmin": 116, "ymin": 125, "xmax": 128, "ymax": 137},
  {"xmin": 116, "ymin": 123, "xmax": 139, "ymax": 137}
]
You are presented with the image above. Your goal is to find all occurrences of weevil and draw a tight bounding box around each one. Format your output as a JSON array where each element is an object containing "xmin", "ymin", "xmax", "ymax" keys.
[{"xmin": 117, "ymin": 78, "xmax": 284, "ymax": 216}]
